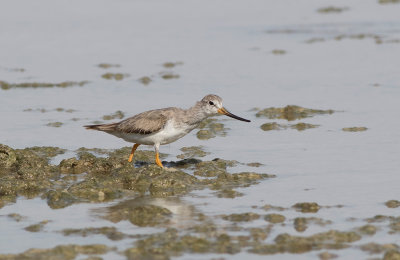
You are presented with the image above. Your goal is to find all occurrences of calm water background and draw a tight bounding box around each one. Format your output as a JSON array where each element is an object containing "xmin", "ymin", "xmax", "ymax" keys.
[{"xmin": 0, "ymin": 0, "xmax": 399, "ymax": 259}]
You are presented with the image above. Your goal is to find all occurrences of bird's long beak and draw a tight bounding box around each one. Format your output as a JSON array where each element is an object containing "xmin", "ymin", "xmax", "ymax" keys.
[{"xmin": 218, "ymin": 107, "xmax": 251, "ymax": 122}]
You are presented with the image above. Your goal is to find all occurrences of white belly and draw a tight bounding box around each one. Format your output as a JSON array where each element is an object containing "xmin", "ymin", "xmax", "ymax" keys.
[{"xmin": 112, "ymin": 120, "xmax": 193, "ymax": 145}]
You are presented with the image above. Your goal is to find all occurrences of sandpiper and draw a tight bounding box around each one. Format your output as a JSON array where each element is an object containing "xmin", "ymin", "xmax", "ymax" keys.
[{"xmin": 84, "ymin": 94, "xmax": 250, "ymax": 167}]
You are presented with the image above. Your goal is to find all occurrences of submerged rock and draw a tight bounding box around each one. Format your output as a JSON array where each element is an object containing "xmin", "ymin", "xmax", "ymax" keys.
[
  {"xmin": 386, "ymin": 200, "xmax": 400, "ymax": 208},
  {"xmin": 0, "ymin": 80, "xmax": 88, "ymax": 90},
  {"xmin": 293, "ymin": 202, "xmax": 321, "ymax": 213},
  {"xmin": 101, "ymin": 73, "xmax": 129, "ymax": 80},
  {"xmin": 0, "ymin": 244, "xmax": 111, "ymax": 259},
  {"xmin": 342, "ymin": 127, "xmax": 368, "ymax": 132},
  {"xmin": 255, "ymin": 105, "xmax": 334, "ymax": 121}
]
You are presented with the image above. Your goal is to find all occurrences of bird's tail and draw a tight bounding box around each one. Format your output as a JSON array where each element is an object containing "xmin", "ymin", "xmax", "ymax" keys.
[{"xmin": 84, "ymin": 123, "xmax": 118, "ymax": 132}]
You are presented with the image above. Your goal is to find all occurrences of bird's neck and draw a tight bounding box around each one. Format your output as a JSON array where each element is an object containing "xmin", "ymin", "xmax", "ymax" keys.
[{"xmin": 184, "ymin": 102, "xmax": 208, "ymax": 126}]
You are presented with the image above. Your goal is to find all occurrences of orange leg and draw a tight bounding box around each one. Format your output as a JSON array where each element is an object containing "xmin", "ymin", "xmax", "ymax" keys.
[
  {"xmin": 128, "ymin": 144, "xmax": 140, "ymax": 162},
  {"xmin": 155, "ymin": 151, "xmax": 164, "ymax": 168}
]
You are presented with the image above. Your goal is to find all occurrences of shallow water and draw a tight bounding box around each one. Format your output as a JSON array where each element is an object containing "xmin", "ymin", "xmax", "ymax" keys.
[{"xmin": 1, "ymin": 0, "xmax": 400, "ymax": 259}]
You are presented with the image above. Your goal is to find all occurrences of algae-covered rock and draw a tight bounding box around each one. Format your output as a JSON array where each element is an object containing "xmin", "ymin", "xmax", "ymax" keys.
[
  {"xmin": 46, "ymin": 190, "xmax": 79, "ymax": 209},
  {"xmin": 379, "ymin": 0, "xmax": 400, "ymax": 4},
  {"xmin": 104, "ymin": 202, "xmax": 172, "ymax": 227},
  {"xmin": 384, "ymin": 250, "xmax": 400, "ymax": 260},
  {"xmin": 0, "ymin": 244, "xmax": 110, "ymax": 260},
  {"xmin": 162, "ymin": 62, "xmax": 183, "ymax": 68},
  {"xmin": 194, "ymin": 158, "xmax": 237, "ymax": 177},
  {"xmin": 385, "ymin": 200, "xmax": 400, "ymax": 208},
  {"xmin": 102, "ymin": 110, "xmax": 124, "ymax": 120},
  {"xmin": 160, "ymin": 72, "xmax": 180, "ymax": 80},
  {"xmin": 222, "ymin": 213, "xmax": 260, "ymax": 222},
  {"xmin": 177, "ymin": 146, "xmax": 209, "ymax": 159},
  {"xmin": 342, "ymin": 127, "xmax": 368, "ymax": 132},
  {"xmin": 264, "ymin": 214, "xmax": 285, "ymax": 223},
  {"xmin": 0, "ymin": 144, "xmax": 18, "ymax": 170},
  {"xmin": 196, "ymin": 118, "xmax": 229, "ymax": 140},
  {"xmin": 271, "ymin": 49, "xmax": 286, "ymax": 55},
  {"xmin": 101, "ymin": 73, "xmax": 129, "ymax": 80},
  {"xmin": 358, "ymin": 224, "xmax": 377, "ymax": 235},
  {"xmin": 260, "ymin": 122, "xmax": 284, "ymax": 131},
  {"xmin": 24, "ymin": 220, "xmax": 50, "ymax": 232},
  {"xmin": 255, "ymin": 105, "xmax": 334, "ymax": 121},
  {"xmin": 0, "ymin": 80, "xmax": 89, "ymax": 90},
  {"xmin": 46, "ymin": 122, "xmax": 63, "ymax": 127},
  {"xmin": 294, "ymin": 217, "xmax": 332, "ymax": 232},
  {"xmin": 138, "ymin": 76, "xmax": 151, "ymax": 85},
  {"xmin": 215, "ymin": 189, "xmax": 244, "ymax": 198},
  {"xmin": 97, "ymin": 63, "xmax": 120, "ymax": 69},
  {"xmin": 291, "ymin": 123, "xmax": 319, "ymax": 131},
  {"xmin": 261, "ymin": 204, "xmax": 286, "ymax": 211},
  {"xmin": 360, "ymin": 242, "xmax": 399, "ymax": 255},
  {"xmin": 62, "ymin": 227, "xmax": 126, "ymax": 241},
  {"xmin": 293, "ymin": 202, "xmax": 321, "ymax": 213},
  {"xmin": 317, "ymin": 6, "xmax": 348, "ymax": 13},
  {"xmin": 318, "ymin": 251, "xmax": 338, "ymax": 259}
]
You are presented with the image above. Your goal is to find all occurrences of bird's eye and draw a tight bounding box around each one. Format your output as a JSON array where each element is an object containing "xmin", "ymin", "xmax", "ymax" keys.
[{"xmin": 209, "ymin": 101, "xmax": 214, "ymax": 106}]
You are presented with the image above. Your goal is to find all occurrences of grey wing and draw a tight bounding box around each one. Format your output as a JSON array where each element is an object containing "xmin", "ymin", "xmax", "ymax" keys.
[{"xmin": 116, "ymin": 109, "xmax": 168, "ymax": 135}]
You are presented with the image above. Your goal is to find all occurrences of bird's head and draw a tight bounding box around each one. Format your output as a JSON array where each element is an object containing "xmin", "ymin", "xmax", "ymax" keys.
[{"xmin": 200, "ymin": 94, "xmax": 250, "ymax": 122}]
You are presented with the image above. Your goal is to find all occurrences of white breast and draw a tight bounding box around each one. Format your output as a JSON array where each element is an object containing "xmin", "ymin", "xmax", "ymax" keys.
[{"xmin": 112, "ymin": 120, "xmax": 194, "ymax": 145}]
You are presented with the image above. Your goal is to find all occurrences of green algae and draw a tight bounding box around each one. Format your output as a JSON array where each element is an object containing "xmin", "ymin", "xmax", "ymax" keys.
[
  {"xmin": 101, "ymin": 73, "xmax": 129, "ymax": 80},
  {"xmin": 342, "ymin": 127, "xmax": 368, "ymax": 132},
  {"xmin": 176, "ymin": 146, "xmax": 209, "ymax": 159},
  {"xmin": 293, "ymin": 202, "xmax": 321, "ymax": 213},
  {"xmin": 102, "ymin": 110, "xmax": 125, "ymax": 120},
  {"xmin": 255, "ymin": 105, "xmax": 334, "ymax": 121},
  {"xmin": 0, "ymin": 244, "xmax": 111, "ymax": 260},
  {"xmin": 0, "ymin": 80, "xmax": 89, "ymax": 90},
  {"xmin": 317, "ymin": 6, "xmax": 348, "ymax": 13},
  {"xmin": 264, "ymin": 214, "xmax": 285, "ymax": 223},
  {"xmin": 386, "ymin": 200, "xmax": 400, "ymax": 208}
]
